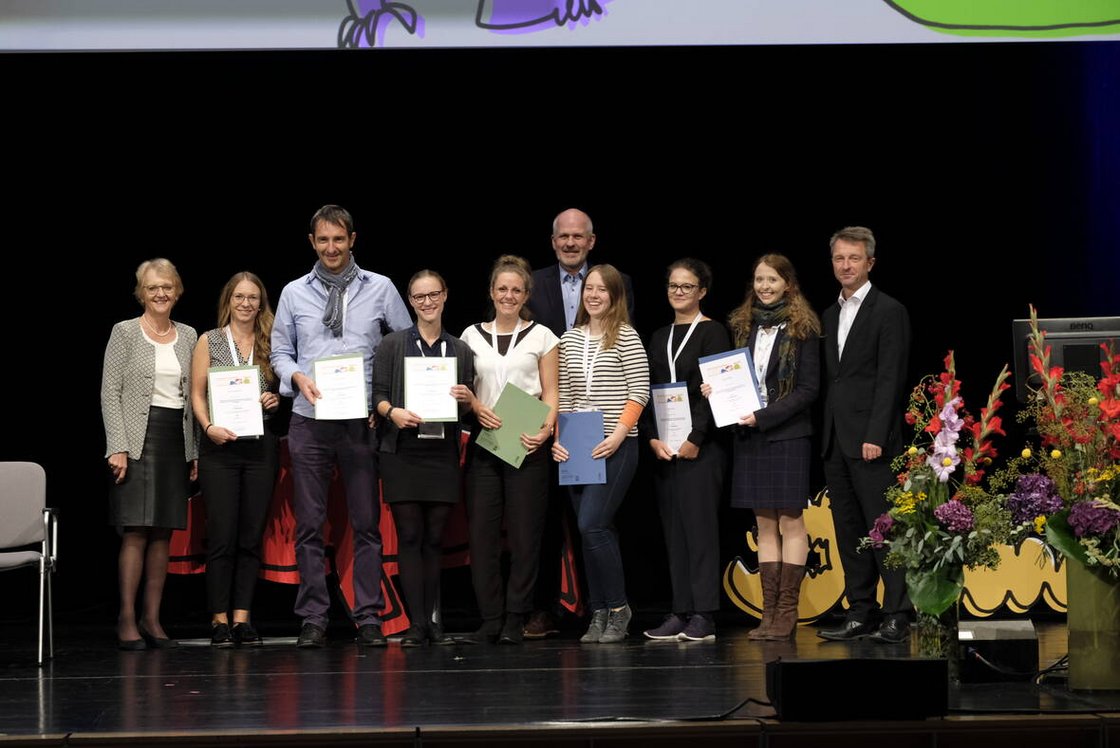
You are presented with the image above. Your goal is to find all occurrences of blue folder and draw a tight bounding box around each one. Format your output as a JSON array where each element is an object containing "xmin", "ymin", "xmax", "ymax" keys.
[{"xmin": 557, "ymin": 411, "xmax": 607, "ymax": 486}]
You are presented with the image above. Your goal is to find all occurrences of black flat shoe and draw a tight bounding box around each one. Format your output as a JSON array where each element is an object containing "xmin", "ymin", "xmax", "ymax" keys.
[
  {"xmin": 118, "ymin": 638, "xmax": 147, "ymax": 651},
  {"xmin": 400, "ymin": 627, "xmax": 427, "ymax": 648},
  {"xmin": 211, "ymin": 623, "xmax": 234, "ymax": 648},
  {"xmin": 139, "ymin": 625, "xmax": 180, "ymax": 649},
  {"xmin": 231, "ymin": 622, "xmax": 261, "ymax": 646}
]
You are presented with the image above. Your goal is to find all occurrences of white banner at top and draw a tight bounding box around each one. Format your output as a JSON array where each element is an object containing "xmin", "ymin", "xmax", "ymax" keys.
[{"xmin": 1, "ymin": 0, "xmax": 1118, "ymax": 51}]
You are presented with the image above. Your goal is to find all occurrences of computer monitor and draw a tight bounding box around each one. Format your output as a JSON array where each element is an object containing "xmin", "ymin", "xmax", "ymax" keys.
[{"xmin": 1011, "ymin": 316, "xmax": 1120, "ymax": 403}]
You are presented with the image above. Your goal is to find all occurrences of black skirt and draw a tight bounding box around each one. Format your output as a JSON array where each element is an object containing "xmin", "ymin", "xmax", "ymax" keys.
[
  {"xmin": 729, "ymin": 428, "xmax": 811, "ymax": 510},
  {"xmin": 108, "ymin": 406, "xmax": 192, "ymax": 529},
  {"xmin": 379, "ymin": 428, "xmax": 461, "ymax": 504}
]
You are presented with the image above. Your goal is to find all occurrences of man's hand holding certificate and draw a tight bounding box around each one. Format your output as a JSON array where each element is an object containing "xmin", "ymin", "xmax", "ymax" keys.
[{"xmin": 698, "ymin": 347, "xmax": 763, "ymax": 428}]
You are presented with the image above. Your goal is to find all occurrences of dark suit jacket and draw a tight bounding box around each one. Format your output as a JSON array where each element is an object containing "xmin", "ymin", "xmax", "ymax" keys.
[
  {"xmin": 750, "ymin": 326, "xmax": 821, "ymax": 442},
  {"xmin": 821, "ymin": 286, "xmax": 910, "ymax": 460},
  {"xmin": 527, "ymin": 264, "xmax": 636, "ymax": 339}
]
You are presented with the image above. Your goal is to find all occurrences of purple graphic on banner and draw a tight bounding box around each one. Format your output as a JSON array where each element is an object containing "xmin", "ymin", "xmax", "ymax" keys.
[
  {"xmin": 338, "ymin": 0, "xmax": 612, "ymax": 47},
  {"xmin": 477, "ymin": 0, "xmax": 610, "ymax": 32},
  {"xmin": 339, "ymin": 0, "xmax": 424, "ymax": 48}
]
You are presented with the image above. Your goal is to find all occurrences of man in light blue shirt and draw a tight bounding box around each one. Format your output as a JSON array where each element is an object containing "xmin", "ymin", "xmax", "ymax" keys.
[{"xmin": 271, "ymin": 204, "xmax": 411, "ymax": 648}]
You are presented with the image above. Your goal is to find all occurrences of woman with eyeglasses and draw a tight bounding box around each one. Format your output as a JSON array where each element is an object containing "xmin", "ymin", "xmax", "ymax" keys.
[
  {"xmin": 551, "ymin": 263, "xmax": 649, "ymax": 644},
  {"xmin": 638, "ymin": 258, "xmax": 731, "ymax": 642},
  {"xmin": 101, "ymin": 258, "xmax": 198, "ymax": 650},
  {"xmin": 372, "ymin": 270, "xmax": 477, "ymax": 647},
  {"xmin": 458, "ymin": 255, "xmax": 559, "ymax": 644},
  {"xmin": 190, "ymin": 272, "xmax": 281, "ymax": 647}
]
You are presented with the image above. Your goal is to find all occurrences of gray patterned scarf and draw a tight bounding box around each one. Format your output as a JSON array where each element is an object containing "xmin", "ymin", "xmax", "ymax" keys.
[{"xmin": 314, "ymin": 257, "xmax": 360, "ymax": 337}]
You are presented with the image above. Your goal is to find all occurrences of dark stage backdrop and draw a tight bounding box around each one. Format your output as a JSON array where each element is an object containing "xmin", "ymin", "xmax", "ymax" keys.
[{"xmin": 2, "ymin": 41, "xmax": 1117, "ymax": 630}]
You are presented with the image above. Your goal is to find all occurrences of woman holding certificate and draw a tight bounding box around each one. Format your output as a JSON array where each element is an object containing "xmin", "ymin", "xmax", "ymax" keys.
[
  {"xmin": 373, "ymin": 270, "xmax": 476, "ymax": 647},
  {"xmin": 551, "ymin": 264, "xmax": 649, "ymax": 644},
  {"xmin": 101, "ymin": 258, "xmax": 198, "ymax": 650},
  {"xmin": 459, "ymin": 255, "xmax": 558, "ymax": 645},
  {"xmin": 190, "ymin": 271, "xmax": 281, "ymax": 647},
  {"xmin": 638, "ymin": 258, "xmax": 730, "ymax": 642},
  {"xmin": 711, "ymin": 253, "xmax": 821, "ymax": 641}
]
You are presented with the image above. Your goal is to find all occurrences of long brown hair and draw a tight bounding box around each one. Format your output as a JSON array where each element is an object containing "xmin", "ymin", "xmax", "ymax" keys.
[
  {"xmin": 573, "ymin": 263, "xmax": 631, "ymax": 350},
  {"xmin": 216, "ymin": 271, "xmax": 276, "ymax": 384},
  {"xmin": 727, "ymin": 253, "xmax": 820, "ymax": 346}
]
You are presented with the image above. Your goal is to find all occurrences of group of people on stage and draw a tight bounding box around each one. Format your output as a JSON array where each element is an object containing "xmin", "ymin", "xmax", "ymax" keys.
[{"xmin": 100, "ymin": 204, "xmax": 914, "ymax": 651}]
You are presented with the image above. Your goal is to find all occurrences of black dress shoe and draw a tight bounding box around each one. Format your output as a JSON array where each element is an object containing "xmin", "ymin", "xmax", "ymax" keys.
[
  {"xmin": 118, "ymin": 638, "xmax": 147, "ymax": 651},
  {"xmin": 816, "ymin": 619, "xmax": 874, "ymax": 641},
  {"xmin": 400, "ymin": 626, "xmax": 427, "ymax": 648},
  {"xmin": 498, "ymin": 614, "xmax": 525, "ymax": 645},
  {"xmin": 461, "ymin": 620, "xmax": 502, "ymax": 645},
  {"xmin": 139, "ymin": 624, "xmax": 180, "ymax": 649},
  {"xmin": 869, "ymin": 618, "xmax": 910, "ymax": 644},
  {"xmin": 211, "ymin": 622, "xmax": 234, "ymax": 648},
  {"xmin": 357, "ymin": 623, "xmax": 388, "ymax": 648},
  {"xmin": 297, "ymin": 622, "xmax": 326, "ymax": 649}
]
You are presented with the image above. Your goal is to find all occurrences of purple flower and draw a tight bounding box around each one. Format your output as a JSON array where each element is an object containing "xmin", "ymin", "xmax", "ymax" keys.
[
  {"xmin": 1068, "ymin": 500, "xmax": 1120, "ymax": 538},
  {"xmin": 927, "ymin": 446, "xmax": 960, "ymax": 481},
  {"xmin": 1007, "ymin": 473, "xmax": 1064, "ymax": 525},
  {"xmin": 939, "ymin": 397, "xmax": 964, "ymax": 434},
  {"xmin": 869, "ymin": 513, "xmax": 895, "ymax": 548},
  {"xmin": 934, "ymin": 500, "xmax": 974, "ymax": 533}
]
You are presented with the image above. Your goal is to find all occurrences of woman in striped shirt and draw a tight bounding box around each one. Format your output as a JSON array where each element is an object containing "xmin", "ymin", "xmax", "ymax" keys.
[{"xmin": 551, "ymin": 264, "xmax": 649, "ymax": 644}]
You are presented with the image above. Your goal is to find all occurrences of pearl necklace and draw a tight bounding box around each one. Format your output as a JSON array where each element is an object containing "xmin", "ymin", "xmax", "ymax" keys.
[{"xmin": 142, "ymin": 315, "xmax": 174, "ymax": 337}]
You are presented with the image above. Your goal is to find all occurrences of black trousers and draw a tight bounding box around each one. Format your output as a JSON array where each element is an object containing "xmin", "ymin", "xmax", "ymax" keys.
[
  {"xmin": 466, "ymin": 445, "xmax": 551, "ymax": 621},
  {"xmin": 198, "ymin": 431, "xmax": 279, "ymax": 615},
  {"xmin": 823, "ymin": 442, "xmax": 911, "ymax": 621},
  {"xmin": 653, "ymin": 440, "xmax": 727, "ymax": 615}
]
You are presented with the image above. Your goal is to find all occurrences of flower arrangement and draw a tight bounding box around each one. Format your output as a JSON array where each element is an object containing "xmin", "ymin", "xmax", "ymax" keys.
[
  {"xmin": 1002, "ymin": 306, "xmax": 1120, "ymax": 578},
  {"xmin": 862, "ymin": 351, "xmax": 1022, "ymax": 617}
]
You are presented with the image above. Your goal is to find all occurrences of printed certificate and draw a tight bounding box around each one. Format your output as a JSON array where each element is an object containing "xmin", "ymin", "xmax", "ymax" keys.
[
  {"xmin": 698, "ymin": 347, "xmax": 763, "ymax": 428},
  {"xmin": 207, "ymin": 365, "xmax": 264, "ymax": 438},
  {"xmin": 404, "ymin": 356, "xmax": 458, "ymax": 422},
  {"xmin": 651, "ymin": 382, "xmax": 691, "ymax": 455},
  {"xmin": 312, "ymin": 353, "xmax": 368, "ymax": 420}
]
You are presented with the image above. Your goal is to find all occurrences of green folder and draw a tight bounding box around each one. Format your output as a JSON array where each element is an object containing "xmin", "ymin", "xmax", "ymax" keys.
[{"xmin": 475, "ymin": 383, "xmax": 552, "ymax": 469}]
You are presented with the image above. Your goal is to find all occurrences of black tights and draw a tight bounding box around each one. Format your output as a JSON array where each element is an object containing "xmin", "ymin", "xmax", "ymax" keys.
[{"xmin": 390, "ymin": 502, "xmax": 451, "ymax": 632}]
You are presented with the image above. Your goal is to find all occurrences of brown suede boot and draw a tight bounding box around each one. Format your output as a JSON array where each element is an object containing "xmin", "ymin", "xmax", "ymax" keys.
[
  {"xmin": 747, "ymin": 561, "xmax": 782, "ymax": 640},
  {"xmin": 763, "ymin": 563, "xmax": 806, "ymax": 640}
]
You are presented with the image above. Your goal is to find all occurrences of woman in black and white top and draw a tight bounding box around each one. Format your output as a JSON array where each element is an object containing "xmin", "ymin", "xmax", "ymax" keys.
[
  {"xmin": 460, "ymin": 255, "xmax": 558, "ymax": 644},
  {"xmin": 190, "ymin": 271, "xmax": 281, "ymax": 647},
  {"xmin": 552, "ymin": 263, "xmax": 649, "ymax": 644}
]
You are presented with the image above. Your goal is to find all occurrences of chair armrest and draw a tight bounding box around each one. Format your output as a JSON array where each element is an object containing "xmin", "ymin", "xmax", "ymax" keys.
[{"xmin": 42, "ymin": 507, "xmax": 58, "ymax": 569}]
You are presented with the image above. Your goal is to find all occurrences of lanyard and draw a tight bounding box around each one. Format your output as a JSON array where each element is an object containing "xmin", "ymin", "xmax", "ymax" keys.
[
  {"xmin": 488, "ymin": 318, "xmax": 524, "ymax": 392},
  {"xmin": 224, "ymin": 326, "xmax": 254, "ymax": 366},
  {"xmin": 415, "ymin": 336, "xmax": 447, "ymax": 359},
  {"xmin": 666, "ymin": 312, "xmax": 703, "ymax": 383},
  {"xmin": 581, "ymin": 326, "xmax": 602, "ymax": 407}
]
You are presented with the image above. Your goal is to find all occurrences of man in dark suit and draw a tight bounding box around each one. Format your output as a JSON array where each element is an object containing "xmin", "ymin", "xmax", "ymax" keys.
[
  {"xmin": 817, "ymin": 226, "xmax": 913, "ymax": 645},
  {"xmin": 521, "ymin": 207, "xmax": 635, "ymax": 638}
]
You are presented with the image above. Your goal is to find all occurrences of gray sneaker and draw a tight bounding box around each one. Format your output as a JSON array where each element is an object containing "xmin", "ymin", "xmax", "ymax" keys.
[
  {"xmin": 580, "ymin": 609, "xmax": 609, "ymax": 643},
  {"xmin": 599, "ymin": 604, "xmax": 632, "ymax": 644}
]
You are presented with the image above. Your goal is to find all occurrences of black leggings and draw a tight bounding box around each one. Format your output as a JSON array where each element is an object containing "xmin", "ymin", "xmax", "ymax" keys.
[{"xmin": 390, "ymin": 502, "xmax": 452, "ymax": 632}]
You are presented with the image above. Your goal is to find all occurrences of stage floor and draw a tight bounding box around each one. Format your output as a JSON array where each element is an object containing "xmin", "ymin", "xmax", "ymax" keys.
[{"xmin": 1, "ymin": 614, "xmax": 1118, "ymax": 747}]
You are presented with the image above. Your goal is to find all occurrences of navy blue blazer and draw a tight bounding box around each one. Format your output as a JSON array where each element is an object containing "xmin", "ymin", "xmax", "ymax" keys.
[{"xmin": 527, "ymin": 264, "xmax": 636, "ymax": 339}]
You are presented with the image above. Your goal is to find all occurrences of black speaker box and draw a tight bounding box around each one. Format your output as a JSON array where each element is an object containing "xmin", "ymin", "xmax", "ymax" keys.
[
  {"xmin": 958, "ymin": 619, "xmax": 1039, "ymax": 683},
  {"xmin": 765, "ymin": 657, "xmax": 948, "ymax": 721}
]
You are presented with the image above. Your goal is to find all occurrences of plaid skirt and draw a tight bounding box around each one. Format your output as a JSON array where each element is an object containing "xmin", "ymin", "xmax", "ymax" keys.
[{"xmin": 728, "ymin": 428, "xmax": 811, "ymax": 510}]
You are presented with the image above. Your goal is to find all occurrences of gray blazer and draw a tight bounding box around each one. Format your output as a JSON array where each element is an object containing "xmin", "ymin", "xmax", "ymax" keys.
[{"xmin": 100, "ymin": 318, "xmax": 199, "ymax": 461}]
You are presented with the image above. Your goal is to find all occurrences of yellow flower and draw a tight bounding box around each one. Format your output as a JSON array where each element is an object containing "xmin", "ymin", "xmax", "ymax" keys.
[
  {"xmin": 1050, "ymin": 449, "xmax": 1062, "ymax": 459},
  {"xmin": 1089, "ymin": 396, "xmax": 1099, "ymax": 406},
  {"xmin": 1034, "ymin": 515, "xmax": 1047, "ymax": 534},
  {"xmin": 894, "ymin": 492, "xmax": 918, "ymax": 514},
  {"xmin": 1021, "ymin": 448, "xmax": 1032, "ymax": 459},
  {"xmin": 908, "ymin": 446, "xmax": 919, "ymax": 456}
]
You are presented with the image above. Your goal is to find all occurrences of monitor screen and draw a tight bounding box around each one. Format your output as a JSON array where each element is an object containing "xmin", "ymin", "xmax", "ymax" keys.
[{"xmin": 1011, "ymin": 316, "xmax": 1120, "ymax": 403}]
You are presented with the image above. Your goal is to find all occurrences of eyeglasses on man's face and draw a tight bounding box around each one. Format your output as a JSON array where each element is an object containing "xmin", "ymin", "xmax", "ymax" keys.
[
  {"xmin": 667, "ymin": 283, "xmax": 699, "ymax": 295},
  {"xmin": 410, "ymin": 290, "xmax": 445, "ymax": 304}
]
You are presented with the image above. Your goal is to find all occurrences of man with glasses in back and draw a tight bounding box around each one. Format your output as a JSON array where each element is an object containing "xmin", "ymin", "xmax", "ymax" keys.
[
  {"xmin": 271, "ymin": 204, "xmax": 412, "ymax": 648},
  {"xmin": 523, "ymin": 207, "xmax": 635, "ymax": 639}
]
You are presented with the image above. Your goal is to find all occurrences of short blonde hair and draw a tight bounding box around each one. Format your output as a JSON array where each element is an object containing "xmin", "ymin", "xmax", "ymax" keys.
[{"xmin": 133, "ymin": 258, "xmax": 184, "ymax": 306}]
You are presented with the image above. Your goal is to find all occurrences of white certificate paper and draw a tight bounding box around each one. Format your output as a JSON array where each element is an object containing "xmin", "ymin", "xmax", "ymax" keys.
[
  {"xmin": 651, "ymin": 382, "xmax": 691, "ymax": 455},
  {"xmin": 208, "ymin": 365, "xmax": 264, "ymax": 438},
  {"xmin": 404, "ymin": 356, "xmax": 458, "ymax": 422},
  {"xmin": 698, "ymin": 347, "xmax": 763, "ymax": 428},
  {"xmin": 312, "ymin": 353, "xmax": 368, "ymax": 420}
]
